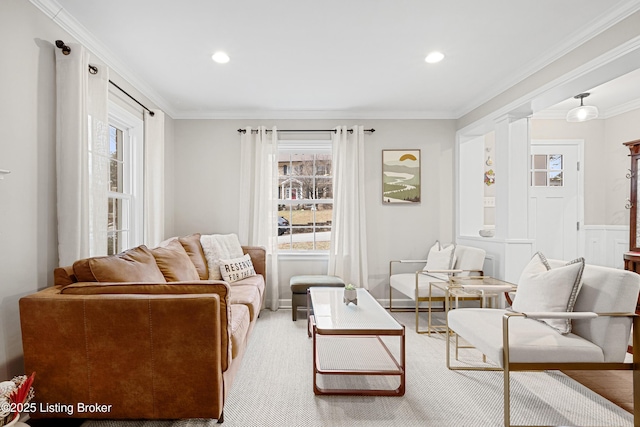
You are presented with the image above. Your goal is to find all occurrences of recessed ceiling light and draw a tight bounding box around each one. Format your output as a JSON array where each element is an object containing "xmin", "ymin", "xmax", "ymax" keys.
[
  {"xmin": 425, "ymin": 51, "xmax": 445, "ymax": 64},
  {"xmin": 212, "ymin": 51, "xmax": 230, "ymax": 64}
]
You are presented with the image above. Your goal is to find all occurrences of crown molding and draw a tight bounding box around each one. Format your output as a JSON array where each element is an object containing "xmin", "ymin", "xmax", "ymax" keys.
[
  {"xmin": 454, "ymin": 0, "xmax": 640, "ymax": 119},
  {"xmin": 29, "ymin": 0, "xmax": 177, "ymax": 118},
  {"xmin": 171, "ymin": 109, "xmax": 457, "ymax": 120},
  {"xmin": 603, "ymin": 97, "xmax": 640, "ymax": 118}
]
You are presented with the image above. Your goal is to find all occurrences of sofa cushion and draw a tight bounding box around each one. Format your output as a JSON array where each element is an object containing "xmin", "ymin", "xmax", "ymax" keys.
[
  {"xmin": 54, "ymin": 266, "xmax": 76, "ymax": 286},
  {"xmin": 73, "ymin": 245, "xmax": 166, "ymax": 283},
  {"xmin": 179, "ymin": 233, "xmax": 209, "ymax": 280},
  {"xmin": 151, "ymin": 240, "xmax": 200, "ymax": 282},
  {"xmin": 512, "ymin": 252, "xmax": 585, "ymax": 334},
  {"xmin": 219, "ymin": 254, "xmax": 256, "ymax": 283},
  {"xmin": 229, "ymin": 304, "xmax": 250, "ymax": 360},
  {"xmin": 229, "ymin": 284, "xmax": 262, "ymax": 321}
]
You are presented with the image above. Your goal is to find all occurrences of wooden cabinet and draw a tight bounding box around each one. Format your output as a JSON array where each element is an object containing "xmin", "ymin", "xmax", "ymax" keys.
[{"xmin": 623, "ymin": 139, "xmax": 640, "ymax": 314}]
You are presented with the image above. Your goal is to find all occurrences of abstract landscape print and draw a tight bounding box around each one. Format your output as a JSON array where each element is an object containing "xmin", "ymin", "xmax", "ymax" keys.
[{"xmin": 382, "ymin": 149, "xmax": 421, "ymax": 203}]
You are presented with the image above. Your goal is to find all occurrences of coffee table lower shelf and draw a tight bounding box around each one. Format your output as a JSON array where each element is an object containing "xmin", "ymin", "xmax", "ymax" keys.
[{"xmin": 312, "ymin": 329, "xmax": 405, "ymax": 396}]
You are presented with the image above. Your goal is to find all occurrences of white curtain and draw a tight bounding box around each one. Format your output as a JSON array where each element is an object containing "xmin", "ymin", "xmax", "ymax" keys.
[
  {"xmin": 56, "ymin": 44, "xmax": 109, "ymax": 266},
  {"xmin": 238, "ymin": 126, "xmax": 280, "ymax": 310},
  {"xmin": 144, "ymin": 109, "xmax": 165, "ymax": 247},
  {"xmin": 328, "ymin": 125, "xmax": 369, "ymax": 288}
]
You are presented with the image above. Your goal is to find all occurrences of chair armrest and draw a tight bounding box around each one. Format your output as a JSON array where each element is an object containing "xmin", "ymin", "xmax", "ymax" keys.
[
  {"xmin": 419, "ymin": 269, "xmax": 463, "ymax": 275},
  {"xmin": 518, "ymin": 311, "xmax": 598, "ymax": 320},
  {"xmin": 389, "ymin": 259, "xmax": 427, "ymax": 276},
  {"xmin": 505, "ymin": 310, "xmax": 636, "ymax": 320}
]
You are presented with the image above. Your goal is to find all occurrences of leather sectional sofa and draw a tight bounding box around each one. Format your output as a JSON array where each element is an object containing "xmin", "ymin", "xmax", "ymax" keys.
[{"xmin": 19, "ymin": 233, "xmax": 265, "ymax": 423}]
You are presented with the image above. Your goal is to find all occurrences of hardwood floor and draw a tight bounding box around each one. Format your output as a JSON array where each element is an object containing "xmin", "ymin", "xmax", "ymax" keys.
[{"xmin": 563, "ymin": 370, "xmax": 633, "ymax": 413}]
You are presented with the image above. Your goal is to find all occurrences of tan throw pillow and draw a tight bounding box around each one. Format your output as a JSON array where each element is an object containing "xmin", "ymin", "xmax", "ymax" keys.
[
  {"xmin": 73, "ymin": 245, "xmax": 167, "ymax": 283},
  {"xmin": 511, "ymin": 252, "xmax": 585, "ymax": 334},
  {"xmin": 151, "ymin": 240, "xmax": 200, "ymax": 282},
  {"xmin": 179, "ymin": 233, "xmax": 209, "ymax": 280},
  {"xmin": 219, "ymin": 254, "xmax": 256, "ymax": 283}
]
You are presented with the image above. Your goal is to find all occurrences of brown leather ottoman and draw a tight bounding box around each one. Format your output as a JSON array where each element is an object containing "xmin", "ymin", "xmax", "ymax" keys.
[{"xmin": 290, "ymin": 275, "xmax": 345, "ymax": 321}]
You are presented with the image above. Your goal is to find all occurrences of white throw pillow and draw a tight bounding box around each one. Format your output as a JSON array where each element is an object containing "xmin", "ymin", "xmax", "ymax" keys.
[
  {"xmin": 423, "ymin": 241, "xmax": 457, "ymax": 281},
  {"xmin": 200, "ymin": 233, "xmax": 244, "ymax": 280},
  {"xmin": 512, "ymin": 252, "xmax": 585, "ymax": 334},
  {"xmin": 219, "ymin": 253, "xmax": 257, "ymax": 283}
]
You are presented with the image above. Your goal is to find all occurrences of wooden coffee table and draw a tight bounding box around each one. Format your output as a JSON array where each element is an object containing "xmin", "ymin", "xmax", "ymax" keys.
[{"xmin": 308, "ymin": 287, "xmax": 405, "ymax": 396}]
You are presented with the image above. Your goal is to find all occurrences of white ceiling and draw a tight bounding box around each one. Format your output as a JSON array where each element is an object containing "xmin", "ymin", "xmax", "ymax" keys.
[{"xmin": 39, "ymin": 0, "xmax": 640, "ymax": 119}]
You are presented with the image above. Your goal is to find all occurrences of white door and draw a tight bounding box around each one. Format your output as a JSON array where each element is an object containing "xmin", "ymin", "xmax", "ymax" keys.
[{"xmin": 529, "ymin": 141, "xmax": 583, "ymax": 260}]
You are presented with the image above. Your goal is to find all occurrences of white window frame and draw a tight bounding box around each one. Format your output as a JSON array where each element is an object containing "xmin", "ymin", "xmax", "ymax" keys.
[
  {"xmin": 107, "ymin": 101, "xmax": 144, "ymax": 253},
  {"xmin": 277, "ymin": 139, "xmax": 333, "ymax": 255}
]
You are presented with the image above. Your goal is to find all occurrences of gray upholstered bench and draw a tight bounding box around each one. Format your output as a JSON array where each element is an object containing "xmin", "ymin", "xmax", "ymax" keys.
[{"xmin": 290, "ymin": 275, "xmax": 345, "ymax": 321}]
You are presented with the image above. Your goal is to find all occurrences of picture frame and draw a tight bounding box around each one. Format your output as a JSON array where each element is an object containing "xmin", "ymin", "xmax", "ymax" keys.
[{"xmin": 382, "ymin": 149, "xmax": 421, "ymax": 204}]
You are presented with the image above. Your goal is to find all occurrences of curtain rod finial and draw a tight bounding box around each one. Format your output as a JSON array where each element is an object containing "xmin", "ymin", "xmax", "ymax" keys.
[{"xmin": 55, "ymin": 40, "xmax": 71, "ymax": 55}]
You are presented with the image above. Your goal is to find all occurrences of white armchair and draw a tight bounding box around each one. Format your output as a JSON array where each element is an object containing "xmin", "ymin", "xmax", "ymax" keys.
[
  {"xmin": 447, "ymin": 258, "xmax": 640, "ymax": 427},
  {"xmin": 389, "ymin": 244, "xmax": 486, "ymax": 333}
]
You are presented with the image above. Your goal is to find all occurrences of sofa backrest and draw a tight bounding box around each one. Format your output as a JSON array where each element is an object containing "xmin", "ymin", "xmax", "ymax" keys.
[
  {"xmin": 453, "ymin": 245, "xmax": 486, "ymax": 276},
  {"xmin": 547, "ymin": 259, "xmax": 640, "ymax": 362}
]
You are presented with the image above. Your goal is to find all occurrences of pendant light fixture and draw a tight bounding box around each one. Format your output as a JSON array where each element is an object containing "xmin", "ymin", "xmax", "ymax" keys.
[{"xmin": 566, "ymin": 92, "xmax": 599, "ymax": 122}]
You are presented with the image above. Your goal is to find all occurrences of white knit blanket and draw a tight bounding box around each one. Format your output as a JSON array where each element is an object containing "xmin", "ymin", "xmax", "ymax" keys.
[{"xmin": 200, "ymin": 233, "xmax": 244, "ymax": 280}]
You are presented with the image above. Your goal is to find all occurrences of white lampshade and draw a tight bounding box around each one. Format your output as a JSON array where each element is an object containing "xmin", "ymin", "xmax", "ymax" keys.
[{"xmin": 566, "ymin": 92, "xmax": 599, "ymax": 122}]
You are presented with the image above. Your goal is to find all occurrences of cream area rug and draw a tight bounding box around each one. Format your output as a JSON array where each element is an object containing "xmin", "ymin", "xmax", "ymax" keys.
[{"xmin": 82, "ymin": 310, "xmax": 634, "ymax": 427}]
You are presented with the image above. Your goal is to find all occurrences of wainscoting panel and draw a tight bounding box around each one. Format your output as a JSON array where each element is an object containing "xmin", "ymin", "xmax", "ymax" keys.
[{"xmin": 583, "ymin": 225, "xmax": 628, "ymax": 269}]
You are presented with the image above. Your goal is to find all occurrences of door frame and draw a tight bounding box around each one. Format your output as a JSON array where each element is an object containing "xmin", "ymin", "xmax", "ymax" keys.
[{"xmin": 529, "ymin": 139, "xmax": 585, "ymax": 259}]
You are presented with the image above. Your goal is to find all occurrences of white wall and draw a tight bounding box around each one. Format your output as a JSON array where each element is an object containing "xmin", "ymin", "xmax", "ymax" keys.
[
  {"xmin": 0, "ymin": 0, "xmax": 173, "ymax": 378},
  {"xmin": 0, "ymin": 0, "xmax": 61, "ymax": 380},
  {"xmin": 172, "ymin": 119, "xmax": 456, "ymax": 303}
]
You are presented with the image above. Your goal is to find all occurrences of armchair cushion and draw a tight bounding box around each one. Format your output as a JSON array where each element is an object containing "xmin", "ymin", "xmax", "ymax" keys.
[
  {"xmin": 511, "ymin": 252, "xmax": 585, "ymax": 334},
  {"xmin": 448, "ymin": 308, "xmax": 604, "ymax": 366}
]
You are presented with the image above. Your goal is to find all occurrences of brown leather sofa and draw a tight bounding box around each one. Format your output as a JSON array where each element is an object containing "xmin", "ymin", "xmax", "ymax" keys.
[{"xmin": 19, "ymin": 233, "xmax": 265, "ymax": 423}]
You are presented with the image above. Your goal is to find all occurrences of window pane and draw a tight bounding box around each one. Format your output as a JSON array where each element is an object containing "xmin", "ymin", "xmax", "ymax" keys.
[
  {"xmin": 315, "ymin": 178, "xmax": 333, "ymax": 199},
  {"xmin": 549, "ymin": 171, "xmax": 563, "ymax": 186},
  {"xmin": 316, "ymin": 227, "xmax": 331, "ymax": 250},
  {"xmin": 549, "ymin": 154, "xmax": 563, "ymax": 170},
  {"xmin": 291, "ymin": 154, "xmax": 313, "ymax": 176},
  {"xmin": 316, "ymin": 203, "xmax": 333, "ymax": 226},
  {"xmin": 108, "ymin": 198, "xmax": 118, "ymax": 231},
  {"xmin": 290, "ymin": 204, "xmax": 312, "ymax": 227},
  {"xmin": 533, "ymin": 155, "xmax": 547, "ymax": 170},
  {"xmin": 315, "ymin": 154, "xmax": 332, "ymax": 176},
  {"xmin": 533, "ymin": 171, "xmax": 547, "ymax": 186},
  {"xmin": 109, "ymin": 159, "xmax": 123, "ymax": 192},
  {"xmin": 107, "ymin": 233, "xmax": 118, "ymax": 255},
  {"xmin": 278, "ymin": 153, "xmax": 291, "ymax": 176},
  {"xmin": 109, "ymin": 125, "xmax": 123, "ymax": 161},
  {"xmin": 291, "ymin": 227, "xmax": 313, "ymax": 250}
]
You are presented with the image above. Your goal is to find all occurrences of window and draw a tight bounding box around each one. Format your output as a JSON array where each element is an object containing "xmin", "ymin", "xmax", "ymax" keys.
[
  {"xmin": 531, "ymin": 154, "xmax": 564, "ymax": 187},
  {"xmin": 277, "ymin": 141, "xmax": 332, "ymax": 251},
  {"xmin": 106, "ymin": 102, "xmax": 143, "ymax": 255}
]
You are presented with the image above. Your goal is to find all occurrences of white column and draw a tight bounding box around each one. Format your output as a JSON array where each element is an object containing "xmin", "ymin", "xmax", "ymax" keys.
[{"xmin": 494, "ymin": 116, "xmax": 530, "ymax": 240}]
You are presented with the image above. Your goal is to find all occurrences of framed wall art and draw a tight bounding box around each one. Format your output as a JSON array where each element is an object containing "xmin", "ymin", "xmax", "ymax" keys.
[{"xmin": 382, "ymin": 149, "xmax": 421, "ymax": 204}]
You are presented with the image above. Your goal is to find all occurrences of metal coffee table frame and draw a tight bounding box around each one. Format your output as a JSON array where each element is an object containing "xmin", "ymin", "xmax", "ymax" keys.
[{"xmin": 308, "ymin": 287, "xmax": 405, "ymax": 396}]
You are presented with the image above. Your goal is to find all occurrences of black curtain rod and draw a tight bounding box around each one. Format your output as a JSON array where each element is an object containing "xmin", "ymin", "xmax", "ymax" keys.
[
  {"xmin": 237, "ymin": 128, "xmax": 375, "ymax": 134},
  {"xmin": 55, "ymin": 40, "xmax": 155, "ymax": 117}
]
